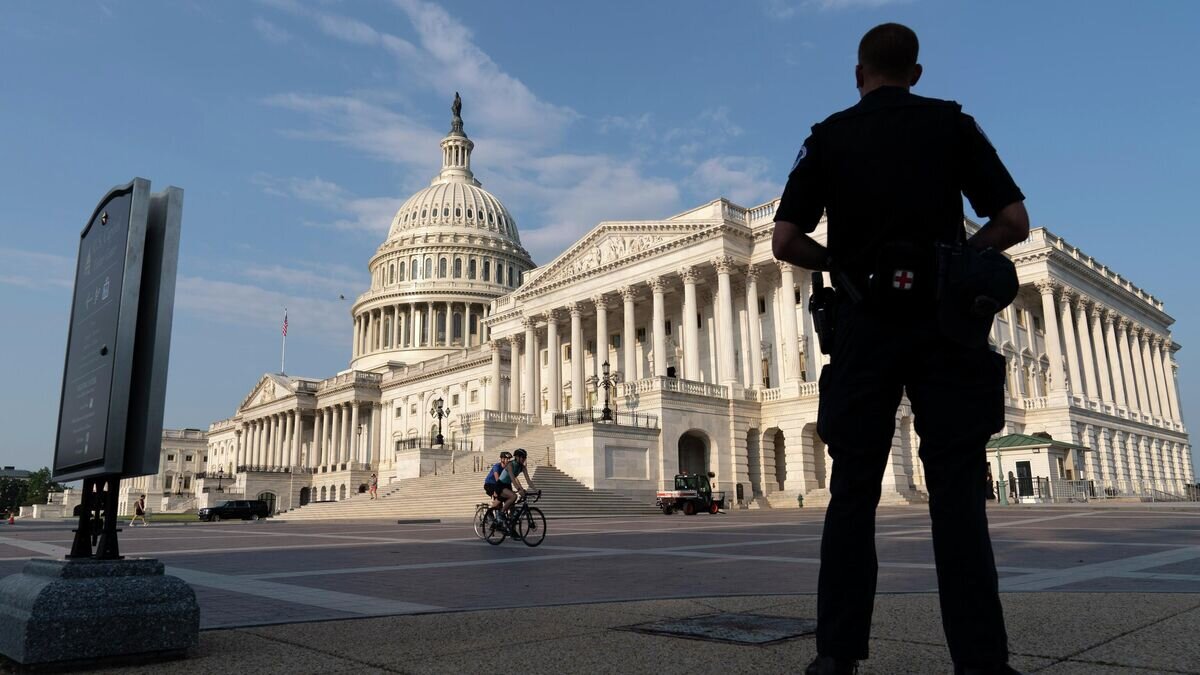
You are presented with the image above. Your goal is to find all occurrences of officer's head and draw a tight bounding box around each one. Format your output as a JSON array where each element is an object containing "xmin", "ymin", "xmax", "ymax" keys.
[{"xmin": 856, "ymin": 23, "xmax": 922, "ymax": 96}]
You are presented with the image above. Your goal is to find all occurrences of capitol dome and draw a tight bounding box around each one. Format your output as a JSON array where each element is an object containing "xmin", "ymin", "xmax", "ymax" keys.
[{"xmin": 350, "ymin": 94, "xmax": 535, "ymax": 372}]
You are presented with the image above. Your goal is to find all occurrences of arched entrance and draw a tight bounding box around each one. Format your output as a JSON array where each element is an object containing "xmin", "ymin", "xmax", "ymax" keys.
[
  {"xmin": 257, "ymin": 491, "xmax": 277, "ymax": 515},
  {"xmin": 746, "ymin": 428, "xmax": 762, "ymax": 497},
  {"xmin": 299, "ymin": 487, "xmax": 310, "ymax": 507},
  {"xmin": 339, "ymin": 484, "xmax": 347, "ymax": 500},
  {"xmin": 320, "ymin": 486, "xmax": 327, "ymax": 501},
  {"xmin": 774, "ymin": 429, "xmax": 788, "ymax": 491},
  {"xmin": 678, "ymin": 431, "xmax": 708, "ymax": 476}
]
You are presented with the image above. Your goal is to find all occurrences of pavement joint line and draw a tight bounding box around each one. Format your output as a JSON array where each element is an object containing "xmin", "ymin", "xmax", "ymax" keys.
[
  {"xmin": 241, "ymin": 550, "xmax": 625, "ymax": 580},
  {"xmin": 166, "ymin": 564, "xmax": 445, "ymax": 615},
  {"xmin": 236, "ymin": 626, "xmax": 408, "ymax": 674},
  {"xmin": 1038, "ymin": 596, "xmax": 1200, "ymax": 671},
  {"xmin": 1000, "ymin": 545, "xmax": 1200, "ymax": 591},
  {"xmin": 886, "ymin": 535, "xmax": 1200, "ymax": 549}
]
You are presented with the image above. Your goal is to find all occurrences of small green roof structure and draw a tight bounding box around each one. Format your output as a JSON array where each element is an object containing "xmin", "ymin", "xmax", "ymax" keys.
[{"xmin": 986, "ymin": 432, "xmax": 1091, "ymax": 453}]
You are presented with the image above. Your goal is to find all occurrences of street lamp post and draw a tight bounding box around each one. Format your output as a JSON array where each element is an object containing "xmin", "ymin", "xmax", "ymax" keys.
[
  {"xmin": 429, "ymin": 397, "xmax": 451, "ymax": 446},
  {"xmin": 215, "ymin": 468, "xmax": 225, "ymax": 493},
  {"xmin": 355, "ymin": 424, "xmax": 363, "ymax": 468},
  {"xmin": 996, "ymin": 448, "xmax": 1008, "ymax": 506},
  {"xmin": 598, "ymin": 361, "xmax": 617, "ymax": 422}
]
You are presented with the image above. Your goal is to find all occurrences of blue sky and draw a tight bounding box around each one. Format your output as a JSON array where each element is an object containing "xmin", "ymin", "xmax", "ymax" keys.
[{"xmin": 2, "ymin": 0, "xmax": 1197, "ymax": 473}]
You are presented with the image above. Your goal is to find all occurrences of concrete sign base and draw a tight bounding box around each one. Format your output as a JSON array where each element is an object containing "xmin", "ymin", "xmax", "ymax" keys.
[{"xmin": 0, "ymin": 558, "xmax": 198, "ymax": 667}]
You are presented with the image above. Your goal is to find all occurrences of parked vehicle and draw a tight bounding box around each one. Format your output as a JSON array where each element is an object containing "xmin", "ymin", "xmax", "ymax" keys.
[
  {"xmin": 656, "ymin": 472, "xmax": 726, "ymax": 515},
  {"xmin": 198, "ymin": 500, "xmax": 270, "ymax": 522}
]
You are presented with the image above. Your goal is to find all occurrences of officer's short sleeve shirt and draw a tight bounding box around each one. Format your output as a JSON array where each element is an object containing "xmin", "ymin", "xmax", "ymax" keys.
[
  {"xmin": 775, "ymin": 131, "xmax": 824, "ymax": 233},
  {"xmin": 956, "ymin": 113, "xmax": 1024, "ymax": 219}
]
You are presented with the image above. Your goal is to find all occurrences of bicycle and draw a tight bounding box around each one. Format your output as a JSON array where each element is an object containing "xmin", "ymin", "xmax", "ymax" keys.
[
  {"xmin": 473, "ymin": 502, "xmax": 495, "ymax": 540},
  {"xmin": 483, "ymin": 490, "xmax": 545, "ymax": 547}
]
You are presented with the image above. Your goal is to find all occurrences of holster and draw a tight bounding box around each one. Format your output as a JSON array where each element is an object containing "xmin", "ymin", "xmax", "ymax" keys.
[{"xmin": 809, "ymin": 272, "xmax": 838, "ymax": 355}]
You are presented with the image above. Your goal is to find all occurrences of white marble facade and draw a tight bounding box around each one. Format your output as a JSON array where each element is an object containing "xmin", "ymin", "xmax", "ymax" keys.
[{"xmin": 196, "ymin": 103, "xmax": 1192, "ymax": 512}]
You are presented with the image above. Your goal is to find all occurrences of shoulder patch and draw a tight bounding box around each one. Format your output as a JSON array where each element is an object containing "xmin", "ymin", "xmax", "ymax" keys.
[
  {"xmin": 975, "ymin": 120, "xmax": 993, "ymax": 148},
  {"xmin": 791, "ymin": 144, "xmax": 808, "ymax": 170}
]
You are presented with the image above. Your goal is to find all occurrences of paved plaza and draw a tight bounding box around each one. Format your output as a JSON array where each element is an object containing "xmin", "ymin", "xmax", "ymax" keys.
[{"xmin": 1, "ymin": 505, "xmax": 1199, "ymax": 673}]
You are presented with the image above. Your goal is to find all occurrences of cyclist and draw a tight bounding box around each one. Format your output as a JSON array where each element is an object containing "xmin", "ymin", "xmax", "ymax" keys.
[
  {"xmin": 497, "ymin": 448, "xmax": 539, "ymax": 524},
  {"xmin": 483, "ymin": 451, "xmax": 512, "ymax": 516}
]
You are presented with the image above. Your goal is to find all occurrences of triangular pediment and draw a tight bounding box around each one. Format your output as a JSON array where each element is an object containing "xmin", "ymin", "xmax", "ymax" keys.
[
  {"xmin": 238, "ymin": 373, "xmax": 294, "ymax": 412},
  {"xmin": 518, "ymin": 221, "xmax": 720, "ymax": 295}
]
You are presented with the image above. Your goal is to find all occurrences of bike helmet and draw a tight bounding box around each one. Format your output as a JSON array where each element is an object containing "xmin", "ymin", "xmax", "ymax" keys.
[
  {"xmin": 513, "ymin": 448, "xmax": 527, "ymax": 459},
  {"xmin": 499, "ymin": 451, "xmax": 512, "ymax": 459}
]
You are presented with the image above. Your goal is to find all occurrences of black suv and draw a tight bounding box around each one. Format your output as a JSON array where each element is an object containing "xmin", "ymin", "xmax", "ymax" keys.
[{"xmin": 198, "ymin": 500, "xmax": 270, "ymax": 522}]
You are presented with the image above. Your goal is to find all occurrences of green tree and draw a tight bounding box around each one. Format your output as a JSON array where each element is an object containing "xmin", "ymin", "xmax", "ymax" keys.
[
  {"xmin": 21, "ymin": 467, "xmax": 62, "ymax": 507},
  {"xmin": 0, "ymin": 478, "xmax": 23, "ymax": 515}
]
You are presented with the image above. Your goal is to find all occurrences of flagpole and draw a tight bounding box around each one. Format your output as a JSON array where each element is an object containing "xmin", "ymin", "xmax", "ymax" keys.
[{"xmin": 281, "ymin": 307, "xmax": 287, "ymax": 375}]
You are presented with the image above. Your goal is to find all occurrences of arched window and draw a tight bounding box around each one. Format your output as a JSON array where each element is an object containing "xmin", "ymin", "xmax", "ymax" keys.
[
  {"xmin": 443, "ymin": 207, "xmax": 449, "ymax": 217},
  {"xmin": 453, "ymin": 258, "xmax": 463, "ymax": 278},
  {"xmin": 439, "ymin": 257, "xmax": 448, "ymax": 278},
  {"xmin": 468, "ymin": 259, "xmax": 476, "ymax": 280},
  {"xmin": 467, "ymin": 208, "xmax": 473, "ymax": 220},
  {"xmin": 412, "ymin": 257, "xmax": 420, "ymax": 279},
  {"xmin": 398, "ymin": 261, "xmax": 406, "ymax": 281},
  {"xmin": 421, "ymin": 209, "xmax": 427, "ymax": 218},
  {"xmin": 388, "ymin": 264, "xmax": 395, "ymax": 284},
  {"xmin": 455, "ymin": 207, "xmax": 461, "ymax": 218},
  {"xmin": 488, "ymin": 213, "xmax": 494, "ymax": 224},
  {"xmin": 453, "ymin": 313, "xmax": 463, "ymax": 341},
  {"xmin": 424, "ymin": 257, "xmax": 433, "ymax": 279},
  {"xmin": 509, "ymin": 267, "xmax": 515, "ymax": 287},
  {"xmin": 482, "ymin": 260, "xmax": 490, "ymax": 282}
]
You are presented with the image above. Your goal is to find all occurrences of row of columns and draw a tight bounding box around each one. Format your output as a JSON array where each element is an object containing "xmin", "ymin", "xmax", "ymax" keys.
[
  {"xmin": 492, "ymin": 258, "xmax": 804, "ymax": 416},
  {"xmin": 1035, "ymin": 281, "xmax": 1181, "ymax": 421},
  {"xmin": 236, "ymin": 410, "xmax": 301, "ymax": 469},
  {"xmin": 1080, "ymin": 424, "xmax": 1193, "ymax": 485},
  {"xmin": 234, "ymin": 402, "xmax": 382, "ymax": 471},
  {"xmin": 354, "ymin": 301, "xmax": 490, "ymax": 357}
]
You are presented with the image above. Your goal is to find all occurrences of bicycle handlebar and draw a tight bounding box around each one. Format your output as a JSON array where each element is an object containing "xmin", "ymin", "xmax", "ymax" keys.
[{"xmin": 520, "ymin": 490, "xmax": 542, "ymax": 503}]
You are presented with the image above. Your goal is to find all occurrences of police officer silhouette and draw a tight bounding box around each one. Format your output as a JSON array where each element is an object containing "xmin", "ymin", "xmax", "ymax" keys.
[{"xmin": 772, "ymin": 23, "xmax": 1030, "ymax": 675}]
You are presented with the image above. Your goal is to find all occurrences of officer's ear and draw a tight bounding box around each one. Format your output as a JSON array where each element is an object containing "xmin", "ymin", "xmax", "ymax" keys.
[{"xmin": 910, "ymin": 64, "xmax": 923, "ymax": 87}]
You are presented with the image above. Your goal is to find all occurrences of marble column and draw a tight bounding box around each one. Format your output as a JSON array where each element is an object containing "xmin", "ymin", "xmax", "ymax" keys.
[
  {"xmin": 464, "ymin": 303, "xmax": 473, "ymax": 347},
  {"xmin": 444, "ymin": 303, "xmax": 453, "ymax": 348},
  {"xmin": 523, "ymin": 318, "xmax": 538, "ymax": 416},
  {"xmin": 569, "ymin": 303, "xmax": 584, "ymax": 410},
  {"xmin": 776, "ymin": 261, "xmax": 802, "ymax": 383},
  {"xmin": 341, "ymin": 403, "xmax": 352, "ymax": 464},
  {"xmin": 1139, "ymin": 330, "xmax": 1162, "ymax": 418},
  {"xmin": 490, "ymin": 338, "xmax": 503, "ymax": 410},
  {"xmin": 313, "ymin": 410, "xmax": 323, "ymax": 466},
  {"xmin": 370, "ymin": 403, "xmax": 381, "ymax": 466},
  {"xmin": 1058, "ymin": 290, "xmax": 1084, "ymax": 397},
  {"xmin": 547, "ymin": 312, "xmax": 562, "ymax": 414},
  {"xmin": 350, "ymin": 402, "xmax": 360, "ymax": 464},
  {"xmin": 330, "ymin": 405, "xmax": 341, "ymax": 467},
  {"xmin": 746, "ymin": 266, "xmax": 765, "ymax": 389},
  {"xmin": 291, "ymin": 411, "xmax": 301, "ymax": 467},
  {"xmin": 509, "ymin": 334, "xmax": 522, "ymax": 413},
  {"xmin": 1087, "ymin": 305, "xmax": 1114, "ymax": 405},
  {"xmin": 1074, "ymin": 298, "xmax": 1099, "ymax": 400},
  {"xmin": 714, "ymin": 256, "xmax": 739, "ymax": 386},
  {"xmin": 650, "ymin": 276, "xmax": 668, "ymax": 377},
  {"xmin": 1035, "ymin": 281, "xmax": 1067, "ymax": 392},
  {"xmin": 1164, "ymin": 349, "xmax": 1182, "ymax": 423},
  {"xmin": 1102, "ymin": 312, "xmax": 1127, "ymax": 408},
  {"xmin": 1152, "ymin": 338, "xmax": 1174, "ymax": 420},
  {"xmin": 427, "ymin": 301, "xmax": 435, "ymax": 346},
  {"xmin": 593, "ymin": 295, "xmax": 609, "ymax": 378},
  {"xmin": 621, "ymin": 286, "xmax": 637, "ymax": 380},
  {"xmin": 680, "ymin": 267, "xmax": 701, "ymax": 381}
]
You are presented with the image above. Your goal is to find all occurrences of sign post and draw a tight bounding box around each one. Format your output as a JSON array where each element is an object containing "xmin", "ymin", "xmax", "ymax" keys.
[{"xmin": 0, "ymin": 178, "xmax": 198, "ymax": 668}]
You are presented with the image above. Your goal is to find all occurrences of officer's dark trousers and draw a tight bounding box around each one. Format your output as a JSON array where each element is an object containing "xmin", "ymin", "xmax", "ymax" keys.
[{"xmin": 815, "ymin": 301, "xmax": 1009, "ymax": 667}]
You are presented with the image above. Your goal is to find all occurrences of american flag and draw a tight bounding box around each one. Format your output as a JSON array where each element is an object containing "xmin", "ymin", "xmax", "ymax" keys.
[{"xmin": 282, "ymin": 310, "xmax": 288, "ymax": 337}]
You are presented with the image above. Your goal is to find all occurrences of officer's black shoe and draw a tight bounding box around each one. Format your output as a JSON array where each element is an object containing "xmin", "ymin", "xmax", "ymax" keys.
[
  {"xmin": 804, "ymin": 655, "xmax": 858, "ymax": 675},
  {"xmin": 953, "ymin": 664, "xmax": 1023, "ymax": 675}
]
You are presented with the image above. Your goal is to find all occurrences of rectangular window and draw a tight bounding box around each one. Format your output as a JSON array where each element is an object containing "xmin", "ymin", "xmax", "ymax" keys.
[
  {"xmin": 395, "ymin": 406, "xmax": 402, "ymax": 418},
  {"xmin": 1017, "ymin": 312, "xmax": 1028, "ymax": 328},
  {"xmin": 183, "ymin": 476, "xmax": 191, "ymax": 490},
  {"xmin": 610, "ymin": 334, "xmax": 622, "ymax": 349},
  {"xmin": 452, "ymin": 394, "xmax": 460, "ymax": 406},
  {"xmin": 665, "ymin": 319, "xmax": 672, "ymax": 335},
  {"xmin": 185, "ymin": 455, "xmax": 192, "ymax": 462},
  {"xmin": 586, "ymin": 339, "xmax": 594, "ymax": 355},
  {"xmin": 164, "ymin": 475, "xmax": 173, "ymax": 490},
  {"xmin": 541, "ymin": 349, "xmax": 548, "ymax": 365},
  {"xmin": 410, "ymin": 403, "xmax": 417, "ymax": 415},
  {"xmin": 470, "ymin": 390, "xmax": 478, "ymax": 403},
  {"xmin": 697, "ymin": 312, "xmax": 702, "ymax": 328},
  {"xmin": 758, "ymin": 297, "xmax": 766, "ymax": 314},
  {"xmin": 794, "ymin": 290, "xmax": 802, "ymax": 305},
  {"xmin": 1033, "ymin": 316, "xmax": 1042, "ymax": 332},
  {"xmin": 166, "ymin": 454, "xmax": 175, "ymax": 462},
  {"xmin": 564, "ymin": 345, "xmax": 571, "ymax": 360},
  {"xmin": 636, "ymin": 327, "xmax": 646, "ymax": 343}
]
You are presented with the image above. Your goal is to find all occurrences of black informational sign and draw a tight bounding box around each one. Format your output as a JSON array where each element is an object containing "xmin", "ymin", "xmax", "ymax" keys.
[{"xmin": 54, "ymin": 179, "xmax": 183, "ymax": 482}]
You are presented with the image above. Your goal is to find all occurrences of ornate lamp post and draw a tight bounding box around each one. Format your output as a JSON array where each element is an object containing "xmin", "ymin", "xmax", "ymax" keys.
[
  {"xmin": 215, "ymin": 467, "xmax": 225, "ymax": 493},
  {"xmin": 430, "ymin": 397, "xmax": 451, "ymax": 446},
  {"xmin": 598, "ymin": 361, "xmax": 617, "ymax": 422},
  {"xmin": 996, "ymin": 448, "xmax": 1008, "ymax": 506},
  {"xmin": 355, "ymin": 424, "xmax": 363, "ymax": 466}
]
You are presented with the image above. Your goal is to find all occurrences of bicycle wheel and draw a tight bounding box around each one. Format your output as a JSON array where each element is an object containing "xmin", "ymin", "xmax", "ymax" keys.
[
  {"xmin": 516, "ymin": 507, "xmax": 546, "ymax": 547},
  {"xmin": 473, "ymin": 505, "xmax": 489, "ymax": 540},
  {"xmin": 483, "ymin": 509, "xmax": 506, "ymax": 545}
]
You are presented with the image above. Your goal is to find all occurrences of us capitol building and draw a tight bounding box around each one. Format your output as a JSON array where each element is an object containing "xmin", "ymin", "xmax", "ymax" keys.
[{"xmin": 181, "ymin": 98, "xmax": 1191, "ymax": 515}]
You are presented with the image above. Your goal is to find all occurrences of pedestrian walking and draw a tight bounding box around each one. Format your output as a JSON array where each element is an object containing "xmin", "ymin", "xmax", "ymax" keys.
[
  {"xmin": 129, "ymin": 494, "xmax": 148, "ymax": 527},
  {"xmin": 772, "ymin": 23, "xmax": 1028, "ymax": 675},
  {"xmin": 369, "ymin": 473, "xmax": 378, "ymax": 499},
  {"xmin": 1008, "ymin": 471, "xmax": 1018, "ymax": 501}
]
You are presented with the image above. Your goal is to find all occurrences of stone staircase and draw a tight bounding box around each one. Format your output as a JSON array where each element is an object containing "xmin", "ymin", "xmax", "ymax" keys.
[{"xmin": 280, "ymin": 425, "xmax": 661, "ymax": 521}]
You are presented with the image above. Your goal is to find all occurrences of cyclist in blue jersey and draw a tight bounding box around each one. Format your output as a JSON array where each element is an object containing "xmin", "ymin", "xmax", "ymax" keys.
[
  {"xmin": 483, "ymin": 451, "xmax": 512, "ymax": 516},
  {"xmin": 496, "ymin": 448, "xmax": 538, "ymax": 523}
]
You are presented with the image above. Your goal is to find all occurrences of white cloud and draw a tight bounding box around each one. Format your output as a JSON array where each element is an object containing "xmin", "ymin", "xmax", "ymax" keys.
[
  {"xmin": 690, "ymin": 156, "xmax": 782, "ymax": 207},
  {"xmin": 252, "ymin": 17, "xmax": 293, "ymax": 44},
  {"xmin": 176, "ymin": 275, "xmax": 350, "ymax": 346},
  {"xmin": 765, "ymin": 0, "xmax": 907, "ymax": 17},
  {"xmin": 252, "ymin": 173, "xmax": 406, "ymax": 235},
  {"xmin": 0, "ymin": 247, "xmax": 74, "ymax": 291}
]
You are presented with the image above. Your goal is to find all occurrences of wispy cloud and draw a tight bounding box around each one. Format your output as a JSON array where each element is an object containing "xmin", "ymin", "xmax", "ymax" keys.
[
  {"xmin": 177, "ymin": 275, "xmax": 349, "ymax": 345},
  {"xmin": 252, "ymin": 173, "xmax": 406, "ymax": 235},
  {"xmin": 765, "ymin": 0, "xmax": 908, "ymax": 18},
  {"xmin": 0, "ymin": 247, "xmax": 74, "ymax": 291},
  {"xmin": 252, "ymin": 17, "xmax": 292, "ymax": 44},
  {"xmin": 690, "ymin": 156, "xmax": 782, "ymax": 207}
]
